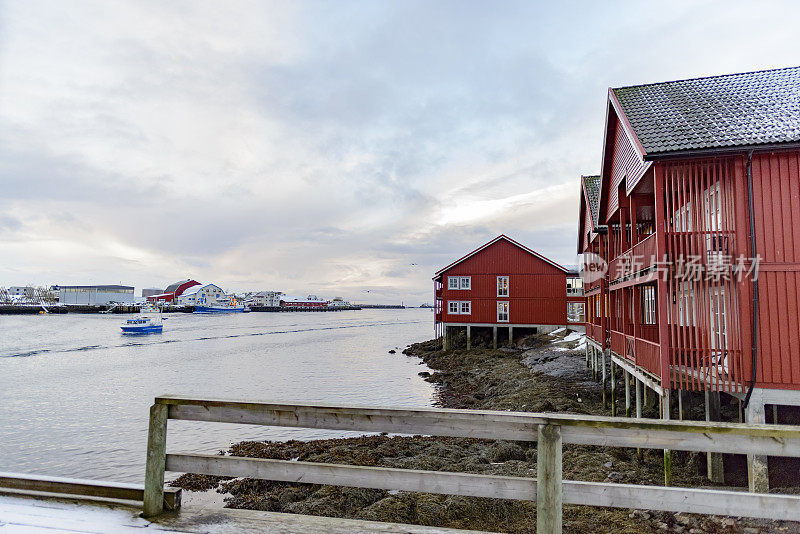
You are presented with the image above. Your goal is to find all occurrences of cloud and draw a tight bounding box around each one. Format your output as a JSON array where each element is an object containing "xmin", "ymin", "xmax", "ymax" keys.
[{"xmin": 1, "ymin": 0, "xmax": 800, "ymax": 303}]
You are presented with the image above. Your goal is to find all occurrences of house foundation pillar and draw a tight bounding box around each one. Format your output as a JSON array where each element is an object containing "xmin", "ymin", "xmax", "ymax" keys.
[
  {"xmin": 466, "ymin": 325, "xmax": 471, "ymax": 350},
  {"xmin": 443, "ymin": 326, "xmax": 450, "ymax": 352},
  {"xmin": 610, "ymin": 360, "xmax": 617, "ymax": 417},
  {"xmin": 492, "ymin": 326, "xmax": 497, "ymax": 350},
  {"xmin": 624, "ymin": 369, "xmax": 631, "ymax": 417},
  {"xmin": 601, "ymin": 350, "xmax": 607, "ymax": 407}
]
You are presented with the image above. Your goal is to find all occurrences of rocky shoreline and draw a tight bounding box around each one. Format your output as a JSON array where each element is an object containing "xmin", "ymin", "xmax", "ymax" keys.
[{"xmin": 173, "ymin": 330, "xmax": 798, "ymax": 533}]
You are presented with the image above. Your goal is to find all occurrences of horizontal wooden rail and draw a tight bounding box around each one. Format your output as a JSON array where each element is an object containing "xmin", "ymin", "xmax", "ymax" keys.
[
  {"xmin": 158, "ymin": 395, "xmax": 800, "ymax": 456},
  {"xmin": 166, "ymin": 454, "xmax": 536, "ymax": 500},
  {"xmin": 0, "ymin": 472, "xmax": 181, "ymax": 510},
  {"xmin": 163, "ymin": 454, "xmax": 800, "ymax": 522},
  {"xmin": 144, "ymin": 395, "xmax": 800, "ymax": 532}
]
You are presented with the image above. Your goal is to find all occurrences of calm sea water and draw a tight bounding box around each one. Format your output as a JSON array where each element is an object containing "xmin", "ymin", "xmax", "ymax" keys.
[{"xmin": 0, "ymin": 308, "xmax": 435, "ymax": 483}]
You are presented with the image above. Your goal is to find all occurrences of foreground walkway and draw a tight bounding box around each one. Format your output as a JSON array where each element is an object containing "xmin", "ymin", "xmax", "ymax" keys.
[{"xmin": 0, "ymin": 493, "xmax": 494, "ymax": 533}]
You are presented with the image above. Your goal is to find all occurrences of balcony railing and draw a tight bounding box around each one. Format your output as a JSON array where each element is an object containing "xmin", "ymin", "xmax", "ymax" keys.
[
  {"xmin": 587, "ymin": 323, "xmax": 603, "ymax": 344},
  {"xmin": 608, "ymin": 233, "xmax": 657, "ymax": 283},
  {"xmin": 610, "ymin": 330, "xmax": 662, "ymax": 379}
]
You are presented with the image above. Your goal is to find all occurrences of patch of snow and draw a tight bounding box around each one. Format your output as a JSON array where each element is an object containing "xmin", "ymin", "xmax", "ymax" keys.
[
  {"xmin": 563, "ymin": 331, "xmax": 584, "ymax": 343},
  {"xmin": 549, "ymin": 327, "xmax": 567, "ymax": 336}
]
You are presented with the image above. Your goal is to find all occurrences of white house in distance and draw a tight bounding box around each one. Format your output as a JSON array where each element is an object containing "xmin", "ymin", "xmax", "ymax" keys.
[
  {"xmin": 177, "ymin": 283, "xmax": 226, "ymax": 306},
  {"xmin": 246, "ymin": 291, "xmax": 283, "ymax": 307},
  {"xmin": 328, "ymin": 297, "xmax": 352, "ymax": 308}
]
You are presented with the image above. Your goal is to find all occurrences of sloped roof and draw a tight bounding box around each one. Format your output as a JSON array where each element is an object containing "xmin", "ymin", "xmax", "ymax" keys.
[
  {"xmin": 582, "ymin": 175, "xmax": 601, "ymax": 226},
  {"xmin": 433, "ymin": 235, "xmax": 568, "ymax": 278},
  {"xmin": 612, "ymin": 66, "xmax": 800, "ymax": 156}
]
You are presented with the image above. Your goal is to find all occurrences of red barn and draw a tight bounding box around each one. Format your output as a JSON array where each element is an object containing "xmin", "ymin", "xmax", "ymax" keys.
[
  {"xmin": 146, "ymin": 279, "xmax": 200, "ymax": 303},
  {"xmin": 433, "ymin": 235, "xmax": 570, "ymax": 349},
  {"xmin": 579, "ymin": 66, "xmax": 800, "ymax": 491}
]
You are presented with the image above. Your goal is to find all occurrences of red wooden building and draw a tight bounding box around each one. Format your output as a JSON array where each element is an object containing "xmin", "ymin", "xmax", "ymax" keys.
[
  {"xmin": 579, "ymin": 66, "xmax": 800, "ymax": 491},
  {"xmin": 433, "ymin": 235, "xmax": 573, "ymax": 349}
]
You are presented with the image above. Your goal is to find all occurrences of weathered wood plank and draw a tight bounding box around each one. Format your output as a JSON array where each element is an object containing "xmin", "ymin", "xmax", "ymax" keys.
[
  {"xmin": 165, "ymin": 454, "xmax": 537, "ymax": 501},
  {"xmin": 164, "ymin": 400, "xmax": 800, "ymax": 456},
  {"xmin": 562, "ymin": 480, "xmax": 800, "ymax": 521},
  {"xmin": 536, "ymin": 424, "xmax": 562, "ymax": 534},
  {"xmin": 143, "ymin": 403, "xmax": 168, "ymax": 517},
  {"xmin": 0, "ymin": 472, "xmax": 181, "ymax": 510}
]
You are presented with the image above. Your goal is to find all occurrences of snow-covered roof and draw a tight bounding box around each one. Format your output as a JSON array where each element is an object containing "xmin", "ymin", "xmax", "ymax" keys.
[{"xmin": 180, "ymin": 283, "xmax": 223, "ymax": 297}]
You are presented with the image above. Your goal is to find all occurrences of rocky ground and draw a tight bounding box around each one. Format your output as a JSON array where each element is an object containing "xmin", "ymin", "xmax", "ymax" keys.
[{"xmin": 173, "ymin": 330, "xmax": 799, "ymax": 533}]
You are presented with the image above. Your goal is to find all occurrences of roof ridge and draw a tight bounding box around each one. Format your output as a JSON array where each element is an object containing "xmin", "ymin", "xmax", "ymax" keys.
[{"xmin": 612, "ymin": 65, "xmax": 800, "ymax": 92}]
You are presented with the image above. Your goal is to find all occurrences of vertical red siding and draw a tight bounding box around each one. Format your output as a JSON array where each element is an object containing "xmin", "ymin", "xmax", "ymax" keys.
[
  {"xmin": 438, "ymin": 238, "xmax": 567, "ymax": 326},
  {"xmin": 751, "ymin": 151, "xmax": 800, "ymax": 390}
]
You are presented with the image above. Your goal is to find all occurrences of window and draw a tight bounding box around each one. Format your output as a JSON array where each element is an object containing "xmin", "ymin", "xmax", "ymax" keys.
[
  {"xmin": 448, "ymin": 301, "xmax": 471, "ymax": 315},
  {"xmin": 497, "ymin": 276, "xmax": 509, "ymax": 297},
  {"xmin": 642, "ymin": 286, "xmax": 656, "ymax": 324},
  {"xmin": 448, "ymin": 276, "xmax": 471, "ymax": 290},
  {"xmin": 497, "ymin": 301, "xmax": 509, "ymax": 322}
]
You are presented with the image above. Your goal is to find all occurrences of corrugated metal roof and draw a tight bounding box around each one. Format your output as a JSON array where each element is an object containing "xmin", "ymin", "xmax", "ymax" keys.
[
  {"xmin": 582, "ymin": 175, "xmax": 600, "ymax": 226},
  {"xmin": 612, "ymin": 66, "xmax": 800, "ymax": 155}
]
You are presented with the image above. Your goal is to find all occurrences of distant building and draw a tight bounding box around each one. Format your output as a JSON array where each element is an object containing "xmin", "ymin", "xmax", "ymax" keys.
[
  {"xmin": 177, "ymin": 283, "xmax": 226, "ymax": 306},
  {"xmin": 8, "ymin": 286, "xmax": 33, "ymax": 298},
  {"xmin": 280, "ymin": 295, "xmax": 329, "ymax": 309},
  {"xmin": 246, "ymin": 291, "xmax": 283, "ymax": 307},
  {"xmin": 142, "ymin": 288, "xmax": 162, "ymax": 298},
  {"xmin": 55, "ymin": 285, "xmax": 135, "ymax": 305},
  {"xmin": 146, "ymin": 279, "xmax": 200, "ymax": 303},
  {"xmin": 328, "ymin": 297, "xmax": 351, "ymax": 308},
  {"xmin": 433, "ymin": 235, "xmax": 571, "ymax": 346}
]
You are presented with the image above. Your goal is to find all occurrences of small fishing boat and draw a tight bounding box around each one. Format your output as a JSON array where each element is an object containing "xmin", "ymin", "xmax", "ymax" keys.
[{"xmin": 120, "ymin": 306, "xmax": 163, "ymax": 334}]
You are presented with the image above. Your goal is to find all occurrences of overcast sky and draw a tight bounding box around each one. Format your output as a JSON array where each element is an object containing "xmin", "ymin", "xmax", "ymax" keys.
[{"xmin": 1, "ymin": 1, "xmax": 800, "ymax": 304}]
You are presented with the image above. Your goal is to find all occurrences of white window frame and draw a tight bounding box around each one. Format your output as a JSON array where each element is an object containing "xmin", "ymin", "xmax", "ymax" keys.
[
  {"xmin": 497, "ymin": 276, "xmax": 509, "ymax": 297},
  {"xmin": 642, "ymin": 286, "xmax": 656, "ymax": 325},
  {"xmin": 448, "ymin": 276, "xmax": 471, "ymax": 290},
  {"xmin": 497, "ymin": 301, "xmax": 509, "ymax": 322},
  {"xmin": 447, "ymin": 301, "xmax": 471, "ymax": 315}
]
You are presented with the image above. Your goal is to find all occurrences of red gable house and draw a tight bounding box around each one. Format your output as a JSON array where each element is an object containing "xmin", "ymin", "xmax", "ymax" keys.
[{"xmin": 433, "ymin": 235, "xmax": 573, "ymax": 349}]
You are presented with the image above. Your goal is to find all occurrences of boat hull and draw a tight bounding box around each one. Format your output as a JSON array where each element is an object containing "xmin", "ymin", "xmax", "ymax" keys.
[
  {"xmin": 194, "ymin": 306, "xmax": 245, "ymax": 314},
  {"xmin": 121, "ymin": 325, "xmax": 163, "ymax": 334}
]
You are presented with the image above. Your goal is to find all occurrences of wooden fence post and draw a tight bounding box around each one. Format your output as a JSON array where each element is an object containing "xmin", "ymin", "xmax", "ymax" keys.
[
  {"xmin": 143, "ymin": 403, "xmax": 168, "ymax": 517},
  {"xmin": 537, "ymin": 424, "xmax": 562, "ymax": 534}
]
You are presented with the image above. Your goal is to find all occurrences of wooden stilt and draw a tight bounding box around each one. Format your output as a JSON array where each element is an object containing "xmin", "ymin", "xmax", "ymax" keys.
[{"xmin": 624, "ymin": 370, "xmax": 631, "ymax": 417}]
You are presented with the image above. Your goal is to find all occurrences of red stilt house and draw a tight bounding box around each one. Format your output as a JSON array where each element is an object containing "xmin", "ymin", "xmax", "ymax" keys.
[
  {"xmin": 579, "ymin": 66, "xmax": 800, "ymax": 491},
  {"xmin": 433, "ymin": 235, "xmax": 572, "ymax": 349}
]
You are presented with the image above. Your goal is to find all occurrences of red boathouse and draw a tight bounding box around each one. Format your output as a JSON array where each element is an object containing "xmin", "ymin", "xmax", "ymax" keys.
[
  {"xmin": 579, "ymin": 66, "xmax": 800, "ymax": 491},
  {"xmin": 433, "ymin": 235, "xmax": 576, "ymax": 349}
]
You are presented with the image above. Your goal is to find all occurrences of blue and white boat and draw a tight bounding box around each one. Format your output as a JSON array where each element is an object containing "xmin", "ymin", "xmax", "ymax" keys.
[
  {"xmin": 193, "ymin": 295, "xmax": 247, "ymax": 313},
  {"xmin": 120, "ymin": 306, "xmax": 163, "ymax": 334}
]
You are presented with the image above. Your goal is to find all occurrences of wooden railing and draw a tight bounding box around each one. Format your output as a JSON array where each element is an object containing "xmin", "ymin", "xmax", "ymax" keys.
[
  {"xmin": 144, "ymin": 395, "xmax": 800, "ymax": 533},
  {"xmin": 608, "ymin": 233, "xmax": 657, "ymax": 282},
  {"xmin": 587, "ymin": 323, "xmax": 603, "ymax": 344}
]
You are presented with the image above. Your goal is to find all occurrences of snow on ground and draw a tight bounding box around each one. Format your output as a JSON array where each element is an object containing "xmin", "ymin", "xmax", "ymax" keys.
[
  {"xmin": 562, "ymin": 331, "xmax": 583, "ymax": 343},
  {"xmin": 549, "ymin": 327, "xmax": 566, "ymax": 336}
]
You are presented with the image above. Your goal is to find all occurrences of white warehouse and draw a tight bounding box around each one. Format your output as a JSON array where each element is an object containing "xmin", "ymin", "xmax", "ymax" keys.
[{"xmin": 56, "ymin": 285, "xmax": 135, "ymax": 305}]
